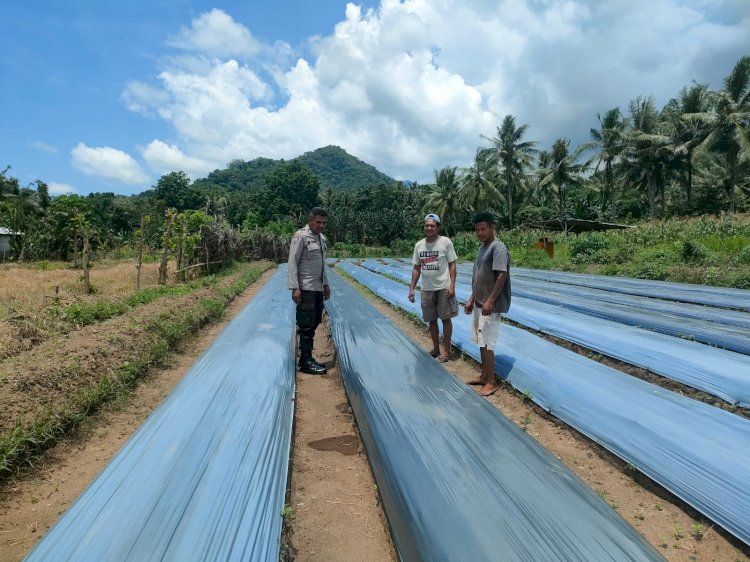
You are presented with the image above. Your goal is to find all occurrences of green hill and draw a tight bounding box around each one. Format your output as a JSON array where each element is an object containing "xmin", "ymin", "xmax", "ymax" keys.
[
  {"xmin": 193, "ymin": 145, "xmax": 396, "ymax": 192},
  {"xmin": 297, "ymin": 145, "xmax": 395, "ymax": 191}
]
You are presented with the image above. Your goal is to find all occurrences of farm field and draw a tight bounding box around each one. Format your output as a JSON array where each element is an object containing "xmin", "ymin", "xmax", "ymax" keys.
[{"xmin": 1, "ymin": 260, "xmax": 749, "ymax": 561}]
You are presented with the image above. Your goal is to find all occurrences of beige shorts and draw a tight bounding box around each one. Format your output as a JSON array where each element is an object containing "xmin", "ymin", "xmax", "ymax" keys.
[
  {"xmin": 420, "ymin": 289, "xmax": 459, "ymax": 322},
  {"xmin": 472, "ymin": 307, "xmax": 502, "ymax": 350}
]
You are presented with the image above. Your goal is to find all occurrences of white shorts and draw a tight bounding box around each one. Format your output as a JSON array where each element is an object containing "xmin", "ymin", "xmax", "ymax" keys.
[{"xmin": 471, "ymin": 307, "xmax": 502, "ymax": 350}]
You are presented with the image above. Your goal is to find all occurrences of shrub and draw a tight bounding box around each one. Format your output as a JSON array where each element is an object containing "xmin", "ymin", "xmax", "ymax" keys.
[
  {"xmin": 681, "ymin": 240, "xmax": 710, "ymax": 264},
  {"xmin": 733, "ymin": 245, "xmax": 750, "ymax": 266},
  {"xmin": 569, "ymin": 232, "xmax": 610, "ymax": 264},
  {"xmin": 452, "ymin": 232, "xmax": 480, "ymax": 258}
]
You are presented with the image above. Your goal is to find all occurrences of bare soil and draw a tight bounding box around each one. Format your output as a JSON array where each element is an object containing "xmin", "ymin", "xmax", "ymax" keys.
[
  {"xmin": 288, "ymin": 316, "xmax": 395, "ymax": 562},
  {"xmin": 350, "ymin": 280, "xmax": 750, "ymax": 562},
  {"xmin": 0, "ymin": 268, "xmax": 276, "ymax": 562}
]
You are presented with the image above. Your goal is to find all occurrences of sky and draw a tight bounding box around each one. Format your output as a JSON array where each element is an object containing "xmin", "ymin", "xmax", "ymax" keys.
[{"xmin": 1, "ymin": 0, "xmax": 749, "ymax": 196}]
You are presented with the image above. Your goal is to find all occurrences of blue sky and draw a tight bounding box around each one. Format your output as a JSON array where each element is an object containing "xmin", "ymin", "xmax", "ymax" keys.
[{"xmin": 1, "ymin": 0, "xmax": 748, "ymax": 196}]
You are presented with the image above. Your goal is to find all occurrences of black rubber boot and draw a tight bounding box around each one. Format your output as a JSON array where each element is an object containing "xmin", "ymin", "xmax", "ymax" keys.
[
  {"xmin": 299, "ymin": 355, "xmax": 326, "ymax": 375},
  {"xmin": 299, "ymin": 332, "xmax": 326, "ymax": 374}
]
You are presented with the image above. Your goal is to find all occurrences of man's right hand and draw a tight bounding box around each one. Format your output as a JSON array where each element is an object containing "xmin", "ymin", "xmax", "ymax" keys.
[
  {"xmin": 464, "ymin": 297, "xmax": 474, "ymax": 314},
  {"xmin": 408, "ymin": 288, "xmax": 415, "ymax": 303},
  {"xmin": 292, "ymin": 289, "xmax": 302, "ymax": 304}
]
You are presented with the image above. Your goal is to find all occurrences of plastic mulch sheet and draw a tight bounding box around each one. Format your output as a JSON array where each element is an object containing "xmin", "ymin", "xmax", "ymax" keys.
[
  {"xmin": 410, "ymin": 261, "xmax": 750, "ymax": 354},
  {"xmin": 498, "ymin": 266, "xmax": 750, "ymax": 312},
  {"xmin": 510, "ymin": 275, "xmax": 750, "ymax": 330},
  {"xmin": 339, "ymin": 262, "xmax": 750, "ymax": 547},
  {"xmin": 370, "ymin": 260, "xmax": 750, "ymax": 405},
  {"xmin": 26, "ymin": 267, "xmax": 296, "ymax": 562},
  {"xmin": 326, "ymin": 269, "xmax": 664, "ymax": 561}
]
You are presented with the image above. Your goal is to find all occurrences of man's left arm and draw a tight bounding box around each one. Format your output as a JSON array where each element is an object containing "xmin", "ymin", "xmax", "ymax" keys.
[
  {"xmin": 322, "ymin": 235, "xmax": 330, "ymax": 300},
  {"xmin": 481, "ymin": 271, "xmax": 507, "ymax": 316},
  {"xmin": 481, "ymin": 245, "xmax": 508, "ymax": 315},
  {"xmin": 447, "ymin": 261, "xmax": 456, "ymax": 298}
]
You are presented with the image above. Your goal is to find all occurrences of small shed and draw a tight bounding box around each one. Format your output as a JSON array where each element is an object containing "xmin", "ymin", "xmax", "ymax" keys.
[{"xmin": 0, "ymin": 227, "xmax": 21, "ymax": 261}]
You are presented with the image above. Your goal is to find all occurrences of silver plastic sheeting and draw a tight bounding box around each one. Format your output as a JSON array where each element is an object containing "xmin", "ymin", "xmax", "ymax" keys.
[
  {"xmin": 340, "ymin": 262, "xmax": 750, "ymax": 546},
  {"xmin": 512, "ymin": 275, "xmax": 750, "ymax": 330},
  {"xmin": 368, "ymin": 260, "xmax": 750, "ymax": 405},
  {"xmin": 26, "ymin": 267, "xmax": 296, "ymax": 562},
  {"xmin": 326, "ymin": 269, "xmax": 663, "ymax": 562},
  {"xmin": 407, "ymin": 260, "xmax": 750, "ymax": 354},
  {"xmin": 504, "ymin": 266, "xmax": 750, "ymax": 311},
  {"xmin": 397, "ymin": 258, "xmax": 750, "ymax": 328}
]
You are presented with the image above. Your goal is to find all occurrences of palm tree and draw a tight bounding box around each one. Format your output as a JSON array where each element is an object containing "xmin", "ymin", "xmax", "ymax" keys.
[
  {"xmin": 459, "ymin": 149, "xmax": 504, "ymax": 215},
  {"xmin": 538, "ymin": 138, "xmax": 588, "ymax": 230},
  {"xmin": 481, "ymin": 115, "xmax": 538, "ymax": 228},
  {"xmin": 663, "ymin": 83, "xmax": 710, "ymax": 210},
  {"xmin": 687, "ymin": 56, "xmax": 750, "ymax": 213},
  {"xmin": 588, "ymin": 108, "xmax": 626, "ymax": 213},
  {"xmin": 423, "ymin": 167, "xmax": 461, "ymax": 235},
  {"xmin": 622, "ymin": 96, "xmax": 672, "ymax": 218}
]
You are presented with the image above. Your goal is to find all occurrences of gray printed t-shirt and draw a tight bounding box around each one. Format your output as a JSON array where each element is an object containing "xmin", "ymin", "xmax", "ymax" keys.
[{"xmin": 471, "ymin": 239, "xmax": 511, "ymax": 313}]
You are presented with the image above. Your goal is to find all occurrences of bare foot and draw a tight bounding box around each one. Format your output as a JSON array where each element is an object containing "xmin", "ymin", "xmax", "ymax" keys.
[
  {"xmin": 429, "ymin": 349, "xmax": 440, "ymax": 358},
  {"xmin": 479, "ymin": 383, "xmax": 498, "ymax": 396},
  {"xmin": 467, "ymin": 378, "xmax": 484, "ymax": 385},
  {"xmin": 437, "ymin": 353, "xmax": 449, "ymax": 363}
]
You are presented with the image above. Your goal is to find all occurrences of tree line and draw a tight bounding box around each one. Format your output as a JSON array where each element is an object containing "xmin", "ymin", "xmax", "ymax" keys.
[{"xmin": 1, "ymin": 56, "xmax": 747, "ymax": 262}]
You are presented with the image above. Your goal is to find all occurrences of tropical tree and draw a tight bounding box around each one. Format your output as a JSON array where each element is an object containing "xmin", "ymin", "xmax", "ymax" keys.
[
  {"xmin": 264, "ymin": 161, "xmax": 320, "ymax": 223},
  {"xmin": 588, "ymin": 108, "xmax": 626, "ymax": 213},
  {"xmin": 687, "ymin": 56, "xmax": 750, "ymax": 213},
  {"xmin": 538, "ymin": 138, "xmax": 588, "ymax": 225},
  {"xmin": 622, "ymin": 96, "xmax": 672, "ymax": 218},
  {"xmin": 662, "ymin": 83, "xmax": 711, "ymax": 210},
  {"xmin": 423, "ymin": 167, "xmax": 462, "ymax": 235},
  {"xmin": 459, "ymin": 149, "xmax": 504, "ymax": 215},
  {"xmin": 481, "ymin": 115, "xmax": 537, "ymax": 228},
  {"xmin": 154, "ymin": 171, "xmax": 202, "ymax": 211}
]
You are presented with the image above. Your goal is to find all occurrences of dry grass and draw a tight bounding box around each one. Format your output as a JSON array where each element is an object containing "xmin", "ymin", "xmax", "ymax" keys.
[{"xmin": 0, "ymin": 260, "xmax": 175, "ymax": 319}]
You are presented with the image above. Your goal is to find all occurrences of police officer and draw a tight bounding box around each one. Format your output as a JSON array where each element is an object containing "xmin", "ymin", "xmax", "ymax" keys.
[{"xmin": 288, "ymin": 207, "xmax": 331, "ymax": 374}]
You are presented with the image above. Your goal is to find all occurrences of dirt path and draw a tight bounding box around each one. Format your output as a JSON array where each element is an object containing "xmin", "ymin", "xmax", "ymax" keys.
[
  {"xmin": 0, "ymin": 268, "xmax": 276, "ymax": 562},
  {"xmin": 288, "ymin": 316, "xmax": 394, "ymax": 562},
  {"xmin": 348, "ymin": 278, "xmax": 749, "ymax": 562}
]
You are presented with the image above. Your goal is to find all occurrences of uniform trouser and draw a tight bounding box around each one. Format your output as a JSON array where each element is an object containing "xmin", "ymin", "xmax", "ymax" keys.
[{"xmin": 296, "ymin": 290, "xmax": 324, "ymax": 359}]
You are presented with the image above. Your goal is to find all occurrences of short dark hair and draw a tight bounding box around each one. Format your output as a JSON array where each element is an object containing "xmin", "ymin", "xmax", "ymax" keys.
[
  {"xmin": 309, "ymin": 207, "xmax": 328, "ymax": 218},
  {"xmin": 473, "ymin": 211, "xmax": 494, "ymax": 226}
]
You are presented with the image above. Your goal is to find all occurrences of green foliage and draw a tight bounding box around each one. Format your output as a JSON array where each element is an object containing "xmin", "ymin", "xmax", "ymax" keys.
[
  {"xmin": 569, "ymin": 232, "xmax": 611, "ymax": 264},
  {"xmin": 680, "ymin": 240, "xmax": 710, "ymax": 264},
  {"xmin": 297, "ymin": 145, "xmax": 396, "ymax": 191},
  {"xmin": 264, "ymin": 161, "xmax": 321, "ymax": 222},
  {"xmin": 452, "ymin": 232, "xmax": 480, "ymax": 259},
  {"xmin": 734, "ymin": 245, "xmax": 750, "ymax": 265},
  {"xmin": 63, "ymin": 300, "xmax": 128, "ymax": 325},
  {"xmin": 154, "ymin": 171, "xmax": 202, "ymax": 211}
]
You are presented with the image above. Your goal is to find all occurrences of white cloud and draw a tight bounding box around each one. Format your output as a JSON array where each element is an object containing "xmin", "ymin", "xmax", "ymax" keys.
[
  {"xmin": 71, "ymin": 143, "xmax": 149, "ymax": 184},
  {"xmin": 142, "ymin": 140, "xmax": 217, "ymax": 177},
  {"xmin": 48, "ymin": 182, "xmax": 76, "ymax": 195},
  {"xmin": 120, "ymin": 1, "xmax": 750, "ymax": 183},
  {"xmin": 167, "ymin": 9, "xmax": 261, "ymax": 58},
  {"xmin": 29, "ymin": 141, "xmax": 59, "ymax": 154}
]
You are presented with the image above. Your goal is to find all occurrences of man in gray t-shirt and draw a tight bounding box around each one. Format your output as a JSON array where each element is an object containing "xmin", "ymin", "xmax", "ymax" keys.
[{"xmin": 464, "ymin": 212, "xmax": 511, "ymax": 396}]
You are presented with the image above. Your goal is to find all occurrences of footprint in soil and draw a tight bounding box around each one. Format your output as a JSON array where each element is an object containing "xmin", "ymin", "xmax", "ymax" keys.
[{"xmin": 308, "ymin": 435, "xmax": 358, "ymax": 455}]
